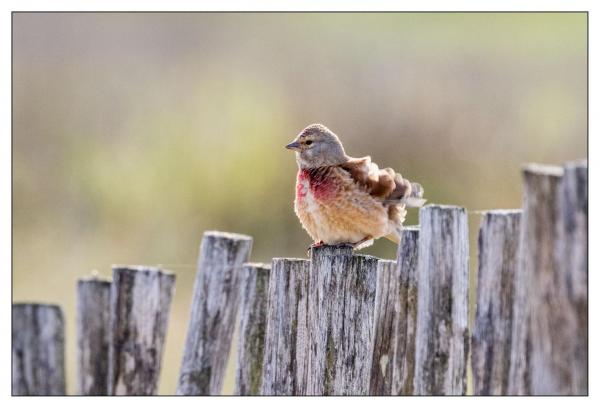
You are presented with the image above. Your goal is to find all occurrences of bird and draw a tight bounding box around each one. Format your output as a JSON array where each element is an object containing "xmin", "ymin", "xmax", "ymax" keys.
[{"xmin": 285, "ymin": 124, "xmax": 425, "ymax": 250}]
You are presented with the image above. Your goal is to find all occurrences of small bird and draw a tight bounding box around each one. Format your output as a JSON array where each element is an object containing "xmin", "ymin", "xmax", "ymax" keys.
[{"xmin": 286, "ymin": 124, "xmax": 425, "ymax": 250}]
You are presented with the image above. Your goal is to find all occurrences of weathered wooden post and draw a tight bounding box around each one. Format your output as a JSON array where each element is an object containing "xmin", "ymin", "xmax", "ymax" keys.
[
  {"xmin": 305, "ymin": 245, "xmax": 378, "ymax": 396},
  {"xmin": 554, "ymin": 160, "xmax": 587, "ymax": 395},
  {"xmin": 370, "ymin": 227, "xmax": 419, "ymax": 396},
  {"xmin": 108, "ymin": 266, "xmax": 175, "ymax": 395},
  {"xmin": 391, "ymin": 226, "xmax": 419, "ymax": 396},
  {"xmin": 177, "ymin": 231, "xmax": 253, "ymax": 395},
  {"xmin": 519, "ymin": 161, "xmax": 587, "ymax": 395},
  {"xmin": 234, "ymin": 263, "xmax": 271, "ymax": 396},
  {"xmin": 413, "ymin": 205, "xmax": 469, "ymax": 395},
  {"xmin": 369, "ymin": 259, "xmax": 397, "ymax": 395},
  {"xmin": 12, "ymin": 303, "xmax": 66, "ymax": 395},
  {"xmin": 471, "ymin": 210, "xmax": 521, "ymax": 395},
  {"xmin": 260, "ymin": 258, "xmax": 310, "ymax": 395},
  {"xmin": 508, "ymin": 164, "xmax": 562, "ymax": 395},
  {"xmin": 77, "ymin": 277, "xmax": 111, "ymax": 395}
]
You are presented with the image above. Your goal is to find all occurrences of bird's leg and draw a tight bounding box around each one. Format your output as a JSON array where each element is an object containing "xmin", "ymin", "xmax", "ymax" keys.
[
  {"xmin": 350, "ymin": 235, "xmax": 374, "ymax": 250},
  {"xmin": 307, "ymin": 240, "xmax": 325, "ymax": 254}
]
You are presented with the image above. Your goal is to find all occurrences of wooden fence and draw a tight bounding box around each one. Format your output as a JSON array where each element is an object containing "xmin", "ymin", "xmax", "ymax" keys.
[{"xmin": 12, "ymin": 160, "xmax": 587, "ymax": 396}]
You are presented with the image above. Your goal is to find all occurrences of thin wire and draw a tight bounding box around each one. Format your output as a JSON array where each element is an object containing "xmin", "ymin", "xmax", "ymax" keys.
[{"xmin": 154, "ymin": 264, "xmax": 198, "ymax": 269}]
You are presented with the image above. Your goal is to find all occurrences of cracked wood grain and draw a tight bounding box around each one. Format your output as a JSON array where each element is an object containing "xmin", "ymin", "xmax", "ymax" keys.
[
  {"xmin": 368, "ymin": 259, "xmax": 397, "ymax": 395},
  {"xmin": 77, "ymin": 278, "xmax": 111, "ymax": 395},
  {"xmin": 234, "ymin": 262, "xmax": 271, "ymax": 396},
  {"xmin": 305, "ymin": 245, "xmax": 378, "ymax": 396},
  {"xmin": 553, "ymin": 160, "xmax": 588, "ymax": 395},
  {"xmin": 177, "ymin": 231, "xmax": 253, "ymax": 395},
  {"xmin": 508, "ymin": 164, "xmax": 563, "ymax": 395},
  {"xmin": 260, "ymin": 258, "xmax": 310, "ymax": 395},
  {"xmin": 369, "ymin": 259, "xmax": 400, "ymax": 395},
  {"xmin": 12, "ymin": 303, "xmax": 66, "ymax": 395},
  {"xmin": 471, "ymin": 210, "xmax": 521, "ymax": 395},
  {"xmin": 413, "ymin": 205, "xmax": 469, "ymax": 395},
  {"xmin": 108, "ymin": 266, "xmax": 175, "ymax": 395},
  {"xmin": 522, "ymin": 162, "xmax": 587, "ymax": 395},
  {"xmin": 391, "ymin": 226, "xmax": 419, "ymax": 396}
]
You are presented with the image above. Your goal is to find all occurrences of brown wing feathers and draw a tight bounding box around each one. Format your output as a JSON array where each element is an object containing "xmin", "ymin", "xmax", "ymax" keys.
[{"xmin": 341, "ymin": 156, "xmax": 421, "ymax": 202}]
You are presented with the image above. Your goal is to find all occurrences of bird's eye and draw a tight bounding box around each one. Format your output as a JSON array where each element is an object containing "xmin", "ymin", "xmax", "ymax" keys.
[{"xmin": 305, "ymin": 140, "xmax": 313, "ymax": 146}]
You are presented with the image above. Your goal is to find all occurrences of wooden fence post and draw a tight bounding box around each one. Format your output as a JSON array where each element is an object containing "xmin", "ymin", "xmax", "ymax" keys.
[
  {"xmin": 555, "ymin": 160, "xmax": 587, "ymax": 394},
  {"xmin": 519, "ymin": 162, "xmax": 587, "ymax": 395},
  {"xmin": 413, "ymin": 205, "xmax": 469, "ymax": 395},
  {"xmin": 177, "ymin": 231, "xmax": 253, "ymax": 395},
  {"xmin": 77, "ymin": 278, "xmax": 111, "ymax": 395},
  {"xmin": 391, "ymin": 226, "xmax": 419, "ymax": 395},
  {"xmin": 508, "ymin": 164, "xmax": 562, "ymax": 395},
  {"xmin": 12, "ymin": 303, "xmax": 66, "ymax": 395},
  {"xmin": 260, "ymin": 258, "xmax": 310, "ymax": 395},
  {"xmin": 471, "ymin": 210, "xmax": 521, "ymax": 395},
  {"xmin": 234, "ymin": 263, "xmax": 271, "ymax": 396},
  {"xmin": 108, "ymin": 266, "xmax": 175, "ymax": 395},
  {"xmin": 369, "ymin": 259, "xmax": 397, "ymax": 395},
  {"xmin": 305, "ymin": 245, "xmax": 378, "ymax": 396}
]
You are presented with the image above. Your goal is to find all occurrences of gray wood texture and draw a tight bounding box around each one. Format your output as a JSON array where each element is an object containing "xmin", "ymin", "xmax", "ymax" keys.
[
  {"xmin": 369, "ymin": 259, "xmax": 398, "ymax": 395},
  {"xmin": 508, "ymin": 164, "xmax": 563, "ymax": 395},
  {"xmin": 554, "ymin": 160, "xmax": 587, "ymax": 394},
  {"xmin": 177, "ymin": 231, "xmax": 253, "ymax": 395},
  {"xmin": 413, "ymin": 205, "xmax": 469, "ymax": 395},
  {"xmin": 471, "ymin": 210, "xmax": 521, "ymax": 395},
  {"xmin": 305, "ymin": 245, "xmax": 378, "ymax": 396},
  {"xmin": 527, "ymin": 162, "xmax": 587, "ymax": 395},
  {"xmin": 260, "ymin": 258, "xmax": 310, "ymax": 395},
  {"xmin": 108, "ymin": 266, "xmax": 175, "ymax": 395},
  {"xmin": 77, "ymin": 278, "xmax": 112, "ymax": 395},
  {"xmin": 391, "ymin": 226, "xmax": 419, "ymax": 395},
  {"xmin": 234, "ymin": 262, "xmax": 271, "ymax": 396},
  {"xmin": 12, "ymin": 303, "xmax": 66, "ymax": 395}
]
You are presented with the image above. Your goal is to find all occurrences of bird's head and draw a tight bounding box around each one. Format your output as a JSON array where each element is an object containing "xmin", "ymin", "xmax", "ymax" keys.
[{"xmin": 285, "ymin": 124, "xmax": 348, "ymax": 169}]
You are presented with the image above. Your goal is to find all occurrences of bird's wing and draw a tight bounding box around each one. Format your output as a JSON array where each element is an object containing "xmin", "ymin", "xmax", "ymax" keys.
[{"xmin": 341, "ymin": 156, "xmax": 425, "ymax": 206}]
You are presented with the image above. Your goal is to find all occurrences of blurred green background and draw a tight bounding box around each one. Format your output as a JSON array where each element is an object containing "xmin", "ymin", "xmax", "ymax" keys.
[{"xmin": 13, "ymin": 13, "xmax": 586, "ymax": 395}]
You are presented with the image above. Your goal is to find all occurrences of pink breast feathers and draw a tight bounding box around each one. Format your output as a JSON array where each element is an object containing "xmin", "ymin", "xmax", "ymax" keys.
[
  {"xmin": 296, "ymin": 171, "xmax": 308, "ymax": 200},
  {"xmin": 297, "ymin": 168, "xmax": 336, "ymax": 202}
]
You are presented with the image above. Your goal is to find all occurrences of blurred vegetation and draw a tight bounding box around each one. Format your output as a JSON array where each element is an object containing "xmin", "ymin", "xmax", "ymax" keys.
[{"xmin": 13, "ymin": 13, "xmax": 586, "ymax": 395}]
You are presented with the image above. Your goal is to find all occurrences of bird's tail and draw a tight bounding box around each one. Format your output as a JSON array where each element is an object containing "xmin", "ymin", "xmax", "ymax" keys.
[
  {"xmin": 385, "ymin": 181, "xmax": 424, "ymax": 244},
  {"xmin": 403, "ymin": 182, "xmax": 426, "ymax": 208},
  {"xmin": 384, "ymin": 182, "xmax": 426, "ymax": 208}
]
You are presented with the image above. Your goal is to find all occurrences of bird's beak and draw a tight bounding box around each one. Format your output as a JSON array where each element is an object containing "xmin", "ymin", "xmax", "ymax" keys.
[{"xmin": 285, "ymin": 141, "xmax": 301, "ymax": 151}]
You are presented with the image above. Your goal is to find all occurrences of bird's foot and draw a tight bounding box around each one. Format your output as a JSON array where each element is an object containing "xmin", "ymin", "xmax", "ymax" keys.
[
  {"xmin": 306, "ymin": 238, "xmax": 373, "ymax": 255},
  {"xmin": 307, "ymin": 241, "xmax": 325, "ymax": 255}
]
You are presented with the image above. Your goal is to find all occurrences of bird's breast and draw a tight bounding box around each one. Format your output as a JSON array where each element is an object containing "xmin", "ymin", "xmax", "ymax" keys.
[
  {"xmin": 293, "ymin": 166, "xmax": 391, "ymax": 244},
  {"xmin": 296, "ymin": 168, "xmax": 336, "ymax": 205}
]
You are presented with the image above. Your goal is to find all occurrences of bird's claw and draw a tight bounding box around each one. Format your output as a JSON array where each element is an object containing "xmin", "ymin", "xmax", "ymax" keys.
[{"xmin": 307, "ymin": 241, "xmax": 325, "ymax": 255}]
